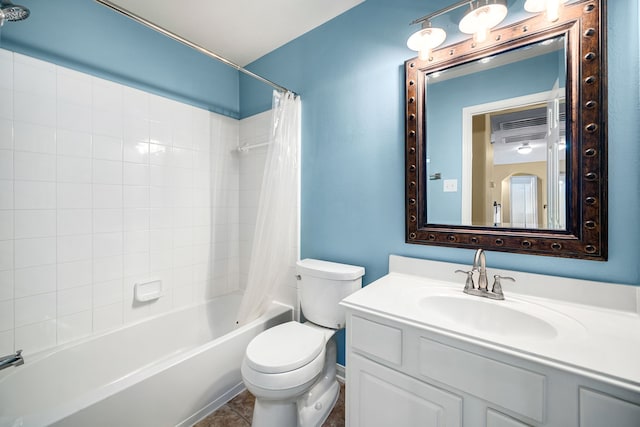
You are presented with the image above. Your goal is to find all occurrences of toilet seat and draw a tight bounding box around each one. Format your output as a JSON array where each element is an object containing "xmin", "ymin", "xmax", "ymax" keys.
[{"xmin": 245, "ymin": 321, "xmax": 326, "ymax": 374}]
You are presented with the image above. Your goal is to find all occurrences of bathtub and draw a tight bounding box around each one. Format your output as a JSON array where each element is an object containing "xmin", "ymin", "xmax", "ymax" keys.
[{"xmin": 0, "ymin": 293, "xmax": 292, "ymax": 427}]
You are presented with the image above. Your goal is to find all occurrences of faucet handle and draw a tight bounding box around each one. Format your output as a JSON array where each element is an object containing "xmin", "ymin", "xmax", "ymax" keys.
[
  {"xmin": 491, "ymin": 275, "xmax": 515, "ymax": 297},
  {"xmin": 455, "ymin": 269, "xmax": 475, "ymax": 292}
]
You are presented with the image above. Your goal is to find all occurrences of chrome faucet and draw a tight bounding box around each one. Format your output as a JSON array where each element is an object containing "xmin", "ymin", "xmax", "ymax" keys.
[
  {"xmin": 473, "ymin": 248, "xmax": 488, "ymax": 291},
  {"xmin": 455, "ymin": 249, "xmax": 514, "ymax": 300},
  {"xmin": 0, "ymin": 350, "xmax": 24, "ymax": 371}
]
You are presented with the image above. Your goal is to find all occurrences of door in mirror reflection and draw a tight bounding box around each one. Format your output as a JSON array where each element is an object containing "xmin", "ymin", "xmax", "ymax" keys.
[
  {"xmin": 470, "ymin": 99, "xmax": 566, "ymax": 229},
  {"xmin": 509, "ymin": 175, "xmax": 539, "ymax": 228}
]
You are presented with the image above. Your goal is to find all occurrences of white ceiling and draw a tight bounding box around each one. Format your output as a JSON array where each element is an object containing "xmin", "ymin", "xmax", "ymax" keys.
[{"xmin": 108, "ymin": 0, "xmax": 365, "ymax": 66}]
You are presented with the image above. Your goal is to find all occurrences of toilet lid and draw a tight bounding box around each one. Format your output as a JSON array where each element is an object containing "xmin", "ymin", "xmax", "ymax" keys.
[{"xmin": 245, "ymin": 321, "xmax": 326, "ymax": 374}]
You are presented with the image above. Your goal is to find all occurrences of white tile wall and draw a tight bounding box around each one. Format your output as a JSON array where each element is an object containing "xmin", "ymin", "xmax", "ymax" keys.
[
  {"xmin": 0, "ymin": 49, "xmax": 241, "ymax": 355},
  {"xmin": 0, "ymin": 49, "xmax": 297, "ymax": 355}
]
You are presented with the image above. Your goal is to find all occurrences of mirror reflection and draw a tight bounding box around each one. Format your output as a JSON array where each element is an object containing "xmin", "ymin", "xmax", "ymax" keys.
[{"xmin": 425, "ymin": 36, "xmax": 567, "ymax": 230}]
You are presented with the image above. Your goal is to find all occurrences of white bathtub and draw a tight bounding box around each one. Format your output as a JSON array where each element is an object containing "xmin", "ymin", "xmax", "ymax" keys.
[{"xmin": 0, "ymin": 293, "xmax": 292, "ymax": 427}]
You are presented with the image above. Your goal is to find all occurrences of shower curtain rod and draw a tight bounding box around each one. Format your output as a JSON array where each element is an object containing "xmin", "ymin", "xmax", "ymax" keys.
[{"xmin": 95, "ymin": 0, "xmax": 295, "ymax": 95}]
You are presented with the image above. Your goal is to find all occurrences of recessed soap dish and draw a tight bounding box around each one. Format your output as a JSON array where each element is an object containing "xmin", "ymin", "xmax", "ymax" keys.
[{"xmin": 134, "ymin": 280, "xmax": 162, "ymax": 302}]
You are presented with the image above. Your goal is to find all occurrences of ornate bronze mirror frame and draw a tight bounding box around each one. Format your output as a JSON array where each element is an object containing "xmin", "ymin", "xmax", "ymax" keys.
[{"xmin": 405, "ymin": 0, "xmax": 607, "ymax": 260}]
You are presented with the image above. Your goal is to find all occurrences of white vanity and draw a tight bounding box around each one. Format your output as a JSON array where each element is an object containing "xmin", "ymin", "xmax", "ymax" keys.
[{"xmin": 340, "ymin": 255, "xmax": 640, "ymax": 427}]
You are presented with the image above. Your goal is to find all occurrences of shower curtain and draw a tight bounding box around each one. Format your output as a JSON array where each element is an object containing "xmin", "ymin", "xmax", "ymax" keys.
[{"xmin": 236, "ymin": 90, "xmax": 301, "ymax": 325}]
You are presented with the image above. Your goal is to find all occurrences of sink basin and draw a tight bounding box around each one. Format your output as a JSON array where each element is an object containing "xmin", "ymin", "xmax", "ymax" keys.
[{"xmin": 419, "ymin": 295, "xmax": 558, "ymax": 339}]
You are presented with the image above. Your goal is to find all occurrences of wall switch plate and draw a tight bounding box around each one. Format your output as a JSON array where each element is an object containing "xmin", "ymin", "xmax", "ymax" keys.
[{"xmin": 443, "ymin": 179, "xmax": 458, "ymax": 192}]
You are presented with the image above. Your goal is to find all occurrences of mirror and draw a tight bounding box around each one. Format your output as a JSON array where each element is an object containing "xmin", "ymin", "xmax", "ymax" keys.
[
  {"xmin": 425, "ymin": 36, "xmax": 567, "ymax": 229},
  {"xmin": 405, "ymin": 0, "xmax": 607, "ymax": 260}
]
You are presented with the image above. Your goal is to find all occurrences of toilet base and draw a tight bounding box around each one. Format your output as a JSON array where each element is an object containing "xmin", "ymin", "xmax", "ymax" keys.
[
  {"xmin": 297, "ymin": 336, "xmax": 339, "ymax": 427},
  {"xmin": 249, "ymin": 336, "xmax": 340, "ymax": 427},
  {"xmin": 252, "ymin": 399, "xmax": 298, "ymax": 427},
  {"xmin": 298, "ymin": 378, "xmax": 339, "ymax": 427},
  {"xmin": 250, "ymin": 378, "xmax": 340, "ymax": 427}
]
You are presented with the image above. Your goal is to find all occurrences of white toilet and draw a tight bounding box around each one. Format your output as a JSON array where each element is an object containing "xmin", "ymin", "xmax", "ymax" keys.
[{"xmin": 241, "ymin": 258, "xmax": 365, "ymax": 427}]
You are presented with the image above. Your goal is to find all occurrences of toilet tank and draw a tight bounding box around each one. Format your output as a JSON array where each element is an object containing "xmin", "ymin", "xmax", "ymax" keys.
[{"xmin": 296, "ymin": 259, "xmax": 365, "ymax": 329}]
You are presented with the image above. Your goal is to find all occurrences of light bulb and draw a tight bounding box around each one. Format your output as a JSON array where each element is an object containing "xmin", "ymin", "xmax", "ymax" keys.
[
  {"xmin": 419, "ymin": 46, "xmax": 432, "ymax": 61},
  {"xmin": 475, "ymin": 26, "xmax": 490, "ymax": 43},
  {"xmin": 475, "ymin": 7, "xmax": 491, "ymax": 43},
  {"xmin": 546, "ymin": 0, "xmax": 561, "ymax": 22},
  {"xmin": 525, "ymin": 0, "xmax": 566, "ymax": 22},
  {"xmin": 419, "ymin": 31, "xmax": 434, "ymax": 60},
  {"xmin": 524, "ymin": 0, "xmax": 545, "ymax": 13}
]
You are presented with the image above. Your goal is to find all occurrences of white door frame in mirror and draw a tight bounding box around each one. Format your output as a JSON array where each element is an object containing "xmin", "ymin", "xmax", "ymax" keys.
[{"xmin": 461, "ymin": 90, "xmax": 556, "ymax": 224}]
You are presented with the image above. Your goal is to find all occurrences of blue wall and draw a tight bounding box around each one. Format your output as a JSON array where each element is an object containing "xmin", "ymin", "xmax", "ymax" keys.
[
  {"xmin": 0, "ymin": 0, "xmax": 240, "ymax": 117},
  {"xmin": 426, "ymin": 51, "xmax": 563, "ymax": 224},
  {"xmin": 240, "ymin": 0, "xmax": 640, "ymax": 305},
  {"xmin": 2, "ymin": 0, "xmax": 638, "ymax": 365}
]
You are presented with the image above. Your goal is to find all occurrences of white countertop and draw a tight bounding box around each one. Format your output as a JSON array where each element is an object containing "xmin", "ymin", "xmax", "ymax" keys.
[{"xmin": 341, "ymin": 255, "xmax": 640, "ymax": 393}]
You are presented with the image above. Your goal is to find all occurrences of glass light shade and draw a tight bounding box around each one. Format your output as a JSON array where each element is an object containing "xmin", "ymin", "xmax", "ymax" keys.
[
  {"xmin": 517, "ymin": 144, "xmax": 533, "ymax": 155},
  {"xmin": 407, "ymin": 26, "xmax": 447, "ymax": 60},
  {"xmin": 459, "ymin": 0, "xmax": 508, "ymax": 42}
]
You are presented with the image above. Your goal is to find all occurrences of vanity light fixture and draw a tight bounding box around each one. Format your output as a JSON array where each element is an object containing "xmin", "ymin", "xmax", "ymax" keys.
[
  {"xmin": 407, "ymin": 20, "xmax": 447, "ymax": 61},
  {"xmin": 524, "ymin": 0, "xmax": 568, "ymax": 22},
  {"xmin": 517, "ymin": 143, "xmax": 533, "ymax": 154},
  {"xmin": 407, "ymin": 0, "xmax": 568, "ymax": 57}
]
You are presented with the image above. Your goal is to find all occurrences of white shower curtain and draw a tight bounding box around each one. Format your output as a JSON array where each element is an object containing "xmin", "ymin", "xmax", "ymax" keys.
[{"xmin": 236, "ymin": 90, "xmax": 301, "ymax": 325}]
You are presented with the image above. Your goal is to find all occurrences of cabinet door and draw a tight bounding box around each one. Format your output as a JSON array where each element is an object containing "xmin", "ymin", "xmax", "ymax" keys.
[
  {"xmin": 348, "ymin": 353, "xmax": 462, "ymax": 427},
  {"xmin": 579, "ymin": 388, "xmax": 640, "ymax": 427}
]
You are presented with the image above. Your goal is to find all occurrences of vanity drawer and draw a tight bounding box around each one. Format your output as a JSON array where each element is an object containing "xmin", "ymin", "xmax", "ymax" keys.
[
  {"xmin": 350, "ymin": 315, "xmax": 402, "ymax": 365},
  {"xmin": 418, "ymin": 338, "xmax": 546, "ymax": 423}
]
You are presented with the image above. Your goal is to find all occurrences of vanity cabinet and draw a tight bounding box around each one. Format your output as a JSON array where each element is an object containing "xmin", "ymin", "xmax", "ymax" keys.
[{"xmin": 344, "ymin": 312, "xmax": 640, "ymax": 427}]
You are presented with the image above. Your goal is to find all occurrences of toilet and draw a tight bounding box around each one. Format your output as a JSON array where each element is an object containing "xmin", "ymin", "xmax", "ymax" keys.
[{"xmin": 241, "ymin": 258, "xmax": 365, "ymax": 427}]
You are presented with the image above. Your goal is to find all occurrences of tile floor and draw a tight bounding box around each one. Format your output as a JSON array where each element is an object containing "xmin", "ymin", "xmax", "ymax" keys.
[{"xmin": 194, "ymin": 382, "xmax": 346, "ymax": 427}]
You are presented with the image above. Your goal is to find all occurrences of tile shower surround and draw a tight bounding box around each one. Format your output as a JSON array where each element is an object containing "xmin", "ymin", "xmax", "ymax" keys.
[{"xmin": 0, "ymin": 49, "xmax": 250, "ymax": 355}]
